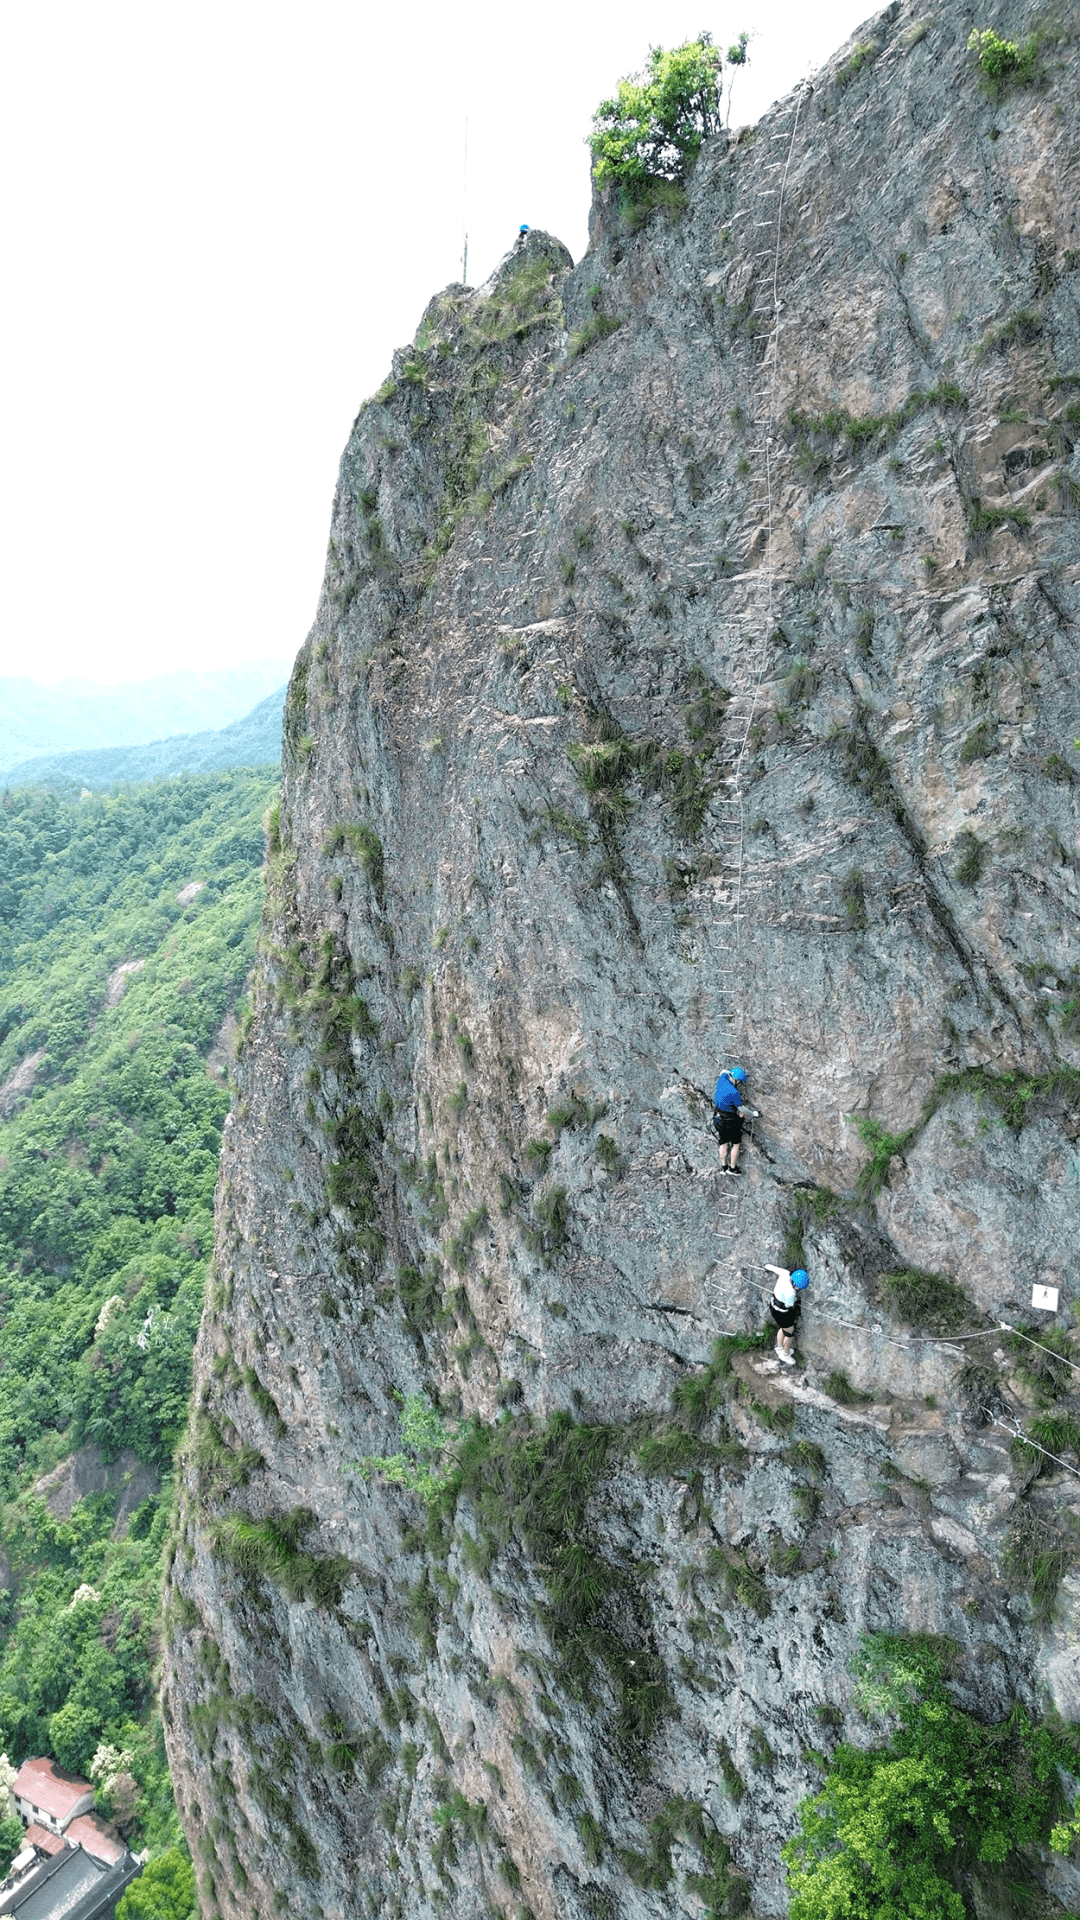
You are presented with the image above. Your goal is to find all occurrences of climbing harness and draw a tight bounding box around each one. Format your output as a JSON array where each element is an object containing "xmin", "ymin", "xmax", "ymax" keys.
[{"xmin": 710, "ymin": 81, "xmax": 811, "ymax": 1289}]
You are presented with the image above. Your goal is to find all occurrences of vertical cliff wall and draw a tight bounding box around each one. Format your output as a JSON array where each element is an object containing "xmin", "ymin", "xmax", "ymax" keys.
[{"xmin": 163, "ymin": 2, "xmax": 1080, "ymax": 1914}]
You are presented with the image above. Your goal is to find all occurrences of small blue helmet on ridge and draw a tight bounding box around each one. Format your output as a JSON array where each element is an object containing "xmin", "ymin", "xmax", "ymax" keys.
[
  {"xmin": 731, "ymin": 1066, "xmax": 747, "ymax": 1083},
  {"xmin": 792, "ymin": 1269, "xmax": 810, "ymax": 1289}
]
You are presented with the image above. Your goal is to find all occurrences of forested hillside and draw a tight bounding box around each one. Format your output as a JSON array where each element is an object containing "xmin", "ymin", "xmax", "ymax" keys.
[
  {"xmin": 0, "ymin": 769, "xmax": 276, "ymax": 1870},
  {"xmin": 0, "ymin": 662, "xmax": 288, "ymax": 780},
  {"xmin": 2, "ymin": 686, "xmax": 285, "ymax": 795}
]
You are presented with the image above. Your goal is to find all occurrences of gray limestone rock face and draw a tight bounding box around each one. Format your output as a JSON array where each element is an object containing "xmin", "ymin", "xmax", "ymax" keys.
[
  {"xmin": 163, "ymin": 5, "xmax": 1080, "ymax": 1916},
  {"xmin": 35, "ymin": 1441, "xmax": 160, "ymax": 1536}
]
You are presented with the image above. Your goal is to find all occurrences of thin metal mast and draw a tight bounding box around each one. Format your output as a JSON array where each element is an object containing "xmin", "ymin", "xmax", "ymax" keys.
[{"xmin": 461, "ymin": 118, "xmax": 468, "ymax": 286}]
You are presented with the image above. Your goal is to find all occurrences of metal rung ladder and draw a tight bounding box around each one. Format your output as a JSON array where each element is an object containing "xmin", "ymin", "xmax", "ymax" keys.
[
  {"xmin": 706, "ymin": 80, "xmax": 811, "ymax": 1299},
  {"xmin": 708, "ymin": 1261, "xmax": 745, "ymax": 1299}
]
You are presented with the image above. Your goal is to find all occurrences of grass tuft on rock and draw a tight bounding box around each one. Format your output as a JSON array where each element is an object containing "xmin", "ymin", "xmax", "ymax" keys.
[
  {"xmin": 824, "ymin": 1370, "xmax": 873, "ymax": 1407},
  {"xmin": 879, "ymin": 1265, "xmax": 979, "ymax": 1336},
  {"xmin": 210, "ymin": 1507, "xmax": 353, "ymax": 1608}
]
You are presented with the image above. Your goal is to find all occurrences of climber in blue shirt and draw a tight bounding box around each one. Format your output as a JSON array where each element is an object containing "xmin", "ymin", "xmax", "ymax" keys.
[{"xmin": 712, "ymin": 1066, "xmax": 754, "ymax": 1174}]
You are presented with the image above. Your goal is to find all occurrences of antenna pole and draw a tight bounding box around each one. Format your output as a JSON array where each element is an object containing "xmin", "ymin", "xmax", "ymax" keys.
[{"xmin": 462, "ymin": 117, "xmax": 469, "ymax": 285}]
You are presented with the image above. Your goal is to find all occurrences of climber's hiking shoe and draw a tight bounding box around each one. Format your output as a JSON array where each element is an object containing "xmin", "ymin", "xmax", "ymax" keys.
[
  {"xmin": 724, "ymin": 1165, "xmax": 742, "ymax": 1176},
  {"xmin": 777, "ymin": 1348, "xmax": 796, "ymax": 1367}
]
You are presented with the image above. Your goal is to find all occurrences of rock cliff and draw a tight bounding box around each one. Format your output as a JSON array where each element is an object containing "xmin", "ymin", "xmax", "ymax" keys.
[{"xmin": 163, "ymin": 2, "xmax": 1080, "ymax": 1914}]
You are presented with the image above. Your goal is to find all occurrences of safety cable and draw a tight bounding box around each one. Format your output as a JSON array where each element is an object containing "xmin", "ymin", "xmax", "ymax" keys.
[
  {"xmin": 805, "ymin": 1316, "xmax": 1080, "ymax": 1373},
  {"xmin": 748, "ymin": 1287, "xmax": 1080, "ymax": 1366},
  {"xmin": 736, "ymin": 1285, "xmax": 1080, "ymax": 1474},
  {"xmin": 992, "ymin": 1320, "xmax": 1080, "ymax": 1378},
  {"xmin": 748, "ymin": 1282, "xmax": 957, "ymax": 1351},
  {"xmin": 984, "ymin": 1411, "xmax": 1080, "ymax": 1483}
]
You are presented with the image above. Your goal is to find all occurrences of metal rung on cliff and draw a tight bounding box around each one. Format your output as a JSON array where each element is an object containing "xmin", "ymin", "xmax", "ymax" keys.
[
  {"xmin": 715, "ymin": 1201, "xmax": 740, "ymax": 1241},
  {"xmin": 707, "ymin": 1264, "xmax": 745, "ymax": 1309}
]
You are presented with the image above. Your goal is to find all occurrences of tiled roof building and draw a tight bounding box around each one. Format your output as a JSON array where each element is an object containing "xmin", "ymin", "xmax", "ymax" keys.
[
  {"xmin": 10, "ymin": 1763, "xmax": 94, "ymax": 1838},
  {"xmin": 0, "ymin": 1841, "xmax": 141, "ymax": 1918},
  {"xmin": 3, "ymin": 1757, "xmax": 138, "ymax": 1914},
  {"xmin": 15, "ymin": 1834, "xmax": 61, "ymax": 1863},
  {"xmin": 62, "ymin": 1822, "xmax": 124, "ymax": 1869}
]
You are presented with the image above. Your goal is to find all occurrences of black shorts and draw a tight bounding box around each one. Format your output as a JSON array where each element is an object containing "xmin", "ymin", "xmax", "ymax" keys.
[
  {"xmin": 769, "ymin": 1300, "xmax": 800, "ymax": 1331},
  {"xmin": 712, "ymin": 1108, "xmax": 742, "ymax": 1146}
]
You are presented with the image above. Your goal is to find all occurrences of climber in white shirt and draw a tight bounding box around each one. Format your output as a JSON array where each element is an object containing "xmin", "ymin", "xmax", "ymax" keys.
[{"xmin": 764, "ymin": 1263, "xmax": 809, "ymax": 1366}]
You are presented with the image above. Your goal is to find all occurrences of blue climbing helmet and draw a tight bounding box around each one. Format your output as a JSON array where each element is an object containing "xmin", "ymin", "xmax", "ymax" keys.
[
  {"xmin": 519, "ymin": 222, "xmax": 530, "ymax": 234},
  {"xmin": 730, "ymin": 1066, "xmax": 747, "ymax": 1083},
  {"xmin": 792, "ymin": 1269, "xmax": 810, "ymax": 1290}
]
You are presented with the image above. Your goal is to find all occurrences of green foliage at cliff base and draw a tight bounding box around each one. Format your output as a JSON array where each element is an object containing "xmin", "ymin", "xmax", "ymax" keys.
[
  {"xmin": 116, "ymin": 1846, "xmax": 196, "ymax": 1920},
  {"xmin": 785, "ymin": 1633, "xmax": 1075, "ymax": 1919}
]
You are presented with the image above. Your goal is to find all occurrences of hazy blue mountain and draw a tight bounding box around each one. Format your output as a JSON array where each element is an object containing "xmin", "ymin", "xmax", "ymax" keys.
[
  {"xmin": 0, "ymin": 658, "xmax": 291, "ymax": 775},
  {"xmin": 2, "ymin": 685, "xmax": 285, "ymax": 792}
]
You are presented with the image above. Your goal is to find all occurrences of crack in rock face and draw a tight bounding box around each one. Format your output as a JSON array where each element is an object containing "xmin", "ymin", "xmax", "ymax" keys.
[{"xmin": 162, "ymin": 4, "xmax": 1080, "ymax": 1914}]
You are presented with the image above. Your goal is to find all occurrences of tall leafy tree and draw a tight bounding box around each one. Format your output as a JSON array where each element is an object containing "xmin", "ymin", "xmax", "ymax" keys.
[
  {"xmin": 784, "ymin": 1635, "xmax": 1073, "ymax": 1919},
  {"xmin": 116, "ymin": 1847, "xmax": 196, "ymax": 1920},
  {"xmin": 589, "ymin": 35, "xmax": 726, "ymax": 199}
]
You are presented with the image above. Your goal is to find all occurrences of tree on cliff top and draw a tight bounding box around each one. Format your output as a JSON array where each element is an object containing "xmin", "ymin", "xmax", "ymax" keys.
[{"xmin": 589, "ymin": 34, "xmax": 729, "ymax": 199}]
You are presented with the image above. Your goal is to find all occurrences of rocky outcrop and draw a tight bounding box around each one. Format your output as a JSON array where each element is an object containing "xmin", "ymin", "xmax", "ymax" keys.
[
  {"xmin": 35, "ymin": 1442, "xmax": 160, "ymax": 1537},
  {"xmin": 163, "ymin": 3, "xmax": 1080, "ymax": 1915},
  {"xmin": 0, "ymin": 1048, "xmax": 44, "ymax": 1120},
  {"xmin": 105, "ymin": 960, "xmax": 145, "ymax": 1008}
]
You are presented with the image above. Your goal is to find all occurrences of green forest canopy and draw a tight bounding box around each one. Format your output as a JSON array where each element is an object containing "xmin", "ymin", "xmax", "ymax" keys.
[{"xmin": 0, "ymin": 768, "xmax": 276, "ymax": 1864}]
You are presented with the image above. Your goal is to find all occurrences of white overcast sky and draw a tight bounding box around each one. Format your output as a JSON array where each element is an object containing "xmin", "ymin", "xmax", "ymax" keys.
[{"xmin": 0, "ymin": 0, "xmax": 877, "ymax": 689}]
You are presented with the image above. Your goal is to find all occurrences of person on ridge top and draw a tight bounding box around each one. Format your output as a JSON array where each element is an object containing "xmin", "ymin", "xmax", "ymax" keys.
[
  {"xmin": 712, "ymin": 1065, "xmax": 756, "ymax": 1174},
  {"xmin": 765, "ymin": 1262, "xmax": 809, "ymax": 1366}
]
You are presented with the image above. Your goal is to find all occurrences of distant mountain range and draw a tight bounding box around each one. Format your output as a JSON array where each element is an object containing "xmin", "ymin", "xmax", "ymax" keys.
[
  {"xmin": 2, "ymin": 686, "xmax": 285, "ymax": 792},
  {"xmin": 0, "ymin": 658, "xmax": 291, "ymax": 778}
]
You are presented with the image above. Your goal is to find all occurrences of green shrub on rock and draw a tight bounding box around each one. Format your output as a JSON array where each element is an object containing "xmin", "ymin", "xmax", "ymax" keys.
[
  {"xmin": 347, "ymin": 1394, "xmax": 463, "ymax": 1504},
  {"xmin": 785, "ymin": 1634, "xmax": 1072, "ymax": 1919},
  {"xmin": 879, "ymin": 1265, "xmax": 979, "ymax": 1336},
  {"xmin": 967, "ymin": 26, "xmax": 1041, "ymax": 97}
]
